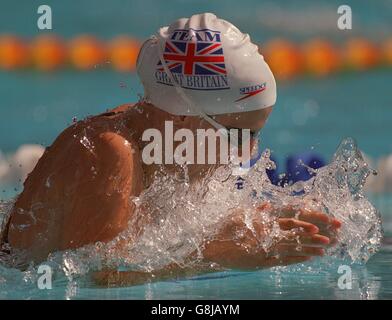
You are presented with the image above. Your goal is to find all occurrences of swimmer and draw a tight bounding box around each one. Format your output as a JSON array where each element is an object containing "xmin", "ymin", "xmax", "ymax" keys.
[{"xmin": 1, "ymin": 13, "xmax": 341, "ymax": 286}]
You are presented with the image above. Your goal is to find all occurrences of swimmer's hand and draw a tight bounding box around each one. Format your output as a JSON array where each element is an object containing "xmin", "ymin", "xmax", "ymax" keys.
[
  {"xmin": 201, "ymin": 206, "xmax": 341, "ymax": 269},
  {"xmin": 92, "ymin": 206, "xmax": 341, "ymax": 287}
]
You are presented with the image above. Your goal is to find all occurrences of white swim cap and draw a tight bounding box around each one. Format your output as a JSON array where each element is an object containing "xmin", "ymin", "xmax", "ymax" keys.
[{"xmin": 137, "ymin": 12, "xmax": 276, "ymax": 121}]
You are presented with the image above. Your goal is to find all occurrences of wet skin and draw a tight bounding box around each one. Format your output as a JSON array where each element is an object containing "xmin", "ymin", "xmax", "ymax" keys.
[{"xmin": 2, "ymin": 102, "xmax": 341, "ymax": 285}]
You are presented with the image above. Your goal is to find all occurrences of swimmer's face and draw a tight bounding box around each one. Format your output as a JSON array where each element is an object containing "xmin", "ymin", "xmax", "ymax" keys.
[{"xmin": 213, "ymin": 106, "xmax": 273, "ymax": 133}]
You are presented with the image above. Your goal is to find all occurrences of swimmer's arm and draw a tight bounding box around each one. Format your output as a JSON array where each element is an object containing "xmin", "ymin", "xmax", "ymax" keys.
[{"xmin": 7, "ymin": 123, "xmax": 144, "ymax": 261}]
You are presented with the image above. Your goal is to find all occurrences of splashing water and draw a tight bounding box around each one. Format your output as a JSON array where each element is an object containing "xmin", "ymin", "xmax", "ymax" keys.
[
  {"xmin": 0, "ymin": 200, "xmax": 13, "ymax": 242},
  {"xmin": 305, "ymin": 138, "xmax": 382, "ymax": 262},
  {"xmin": 0, "ymin": 138, "xmax": 383, "ymax": 282}
]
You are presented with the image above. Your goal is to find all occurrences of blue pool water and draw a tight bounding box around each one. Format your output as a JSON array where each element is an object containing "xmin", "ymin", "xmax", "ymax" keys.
[{"xmin": 1, "ymin": 0, "xmax": 392, "ymax": 299}]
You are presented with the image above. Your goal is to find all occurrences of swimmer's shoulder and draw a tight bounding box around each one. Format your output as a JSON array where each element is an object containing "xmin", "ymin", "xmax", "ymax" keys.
[
  {"xmin": 40, "ymin": 102, "xmax": 144, "ymax": 162},
  {"xmin": 54, "ymin": 103, "xmax": 136, "ymax": 140},
  {"xmin": 102, "ymin": 104, "xmax": 133, "ymax": 115},
  {"xmin": 37, "ymin": 103, "xmax": 138, "ymax": 162},
  {"xmin": 95, "ymin": 103, "xmax": 137, "ymax": 119}
]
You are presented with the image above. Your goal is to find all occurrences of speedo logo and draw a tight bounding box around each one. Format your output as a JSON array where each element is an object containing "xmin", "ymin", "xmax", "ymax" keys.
[{"xmin": 235, "ymin": 82, "xmax": 266, "ymax": 102}]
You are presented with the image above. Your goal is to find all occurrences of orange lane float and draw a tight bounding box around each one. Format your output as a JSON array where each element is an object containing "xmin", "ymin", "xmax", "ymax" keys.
[
  {"xmin": 262, "ymin": 39, "xmax": 303, "ymax": 80},
  {"xmin": 68, "ymin": 35, "xmax": 106, "ymax": 70},
  {"xmin": 31, "ymin": 35, "xmax": 67, "ymax": 71},
  {"xmin": 382, "ymin": 38, "xmax": 392, "ymax": 66},
  {"xmin": 302, "ymin": 39, "xmax": 341, "ymax": 76},
  {"xmin": 343, "ymin": 38, "xmax": 381, "ymax": 71},
  {"xmin": 0, "ymin": 34, "xmax": 390, "ymax": 76},
  {"xmin": 0, "ymin": 35, "xmax": 29, "ymax": 70},
  {"xmin": 108, "ymin": 36, "xmax": 141, "ymax": 72}
]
